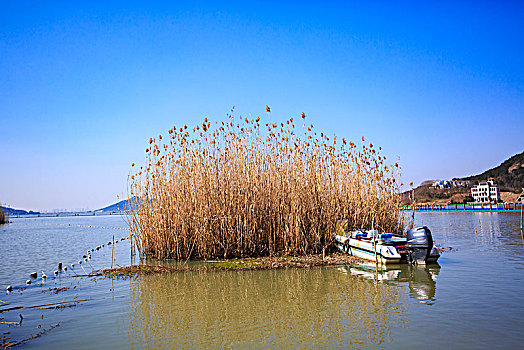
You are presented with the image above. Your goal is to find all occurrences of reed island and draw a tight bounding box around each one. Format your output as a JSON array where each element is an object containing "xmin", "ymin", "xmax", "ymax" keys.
[{"xmin": 126, "ymin": 109, "xmax": 405, "ymax": 264}]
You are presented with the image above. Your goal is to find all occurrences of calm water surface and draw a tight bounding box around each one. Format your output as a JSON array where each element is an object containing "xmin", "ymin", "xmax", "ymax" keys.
[{"xmin": 1, "ymin": 212, "xmax": 523, "ymax": 348}]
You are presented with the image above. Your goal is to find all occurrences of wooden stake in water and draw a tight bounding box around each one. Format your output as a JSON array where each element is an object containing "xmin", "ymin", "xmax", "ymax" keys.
[
  {"xmin": 372, "ymin": 221, "xmax": 378, "ymax": 265},
  {"xmin": 520, "ymin": 202, "xmax": 524, "ymax": 240},
  {"xmin": 410, "ymin": 186, "xmax": 415, "ymax": 230},
  {"xmin": 130, "ymin": 230, "xmax": 135, "ymax": 266},
  {"xmin": 111, "ymin": 235, "xmax": 115, "ymax": 269}
]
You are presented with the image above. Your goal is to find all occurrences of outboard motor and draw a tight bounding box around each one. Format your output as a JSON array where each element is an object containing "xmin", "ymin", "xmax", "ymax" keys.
[{"xmin": 405, "ymin": 226, "xmax": 434, "ymax": 264}]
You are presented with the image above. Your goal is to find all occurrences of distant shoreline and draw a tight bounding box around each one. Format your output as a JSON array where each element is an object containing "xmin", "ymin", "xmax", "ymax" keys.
[
  {"xmin": 6, "ymin": 211, "xmax": 129, "ymax": 219},
  {"xmin": 400, "ymin": 202, "xmax": 522, "ymax": 212}
]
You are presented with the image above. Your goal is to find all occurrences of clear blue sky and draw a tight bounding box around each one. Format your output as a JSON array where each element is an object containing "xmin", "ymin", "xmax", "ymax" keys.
[{"xmin": 1, "ymin": 1, "xmax": 523, "ymax": 211}]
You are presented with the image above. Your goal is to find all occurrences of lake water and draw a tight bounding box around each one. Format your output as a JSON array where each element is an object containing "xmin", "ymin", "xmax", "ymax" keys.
[{"xmin": 1, "ymin": 212, "xmax": 523, "ymax": 348}]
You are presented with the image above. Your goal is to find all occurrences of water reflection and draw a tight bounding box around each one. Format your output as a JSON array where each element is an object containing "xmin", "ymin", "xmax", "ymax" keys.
[
  {"xmin": 127, "ymin": 267, "xmax": 407, "ymax": 348},
  {"xmin": 340, "ymin": 264, "xmax": 441, "ymax": 305}
]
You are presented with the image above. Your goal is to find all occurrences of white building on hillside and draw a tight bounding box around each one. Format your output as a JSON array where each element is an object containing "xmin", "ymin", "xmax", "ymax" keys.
[
  {"xmin": 517, "ymin": 189, "xmax": 524, "ymax": 203},
  {"xmin": 451, "ymin": 179, "xmax": 471, "ymax": 188},
  {"xmin": 432, "ymin": 180, "xmax": 450, "ymax": 189},
  {"xmin": 431, "ymin": 179, "xmax": 471, "ymax": 189},
  {"xmin": 471, "ymin": 179, "xmax": 501, "ymax": 203}
]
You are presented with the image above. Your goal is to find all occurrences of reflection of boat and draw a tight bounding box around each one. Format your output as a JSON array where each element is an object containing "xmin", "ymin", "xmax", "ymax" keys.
[
  {"xmin": 333, "ymin": 220, "xmax": 440, "ymax": 265},
  {"xmin": 339, "ymin": 263, "xmax": 441, "ymax": 304},
  {"xmin": 403, "ymin": 264, "xmax": 440, "ymax": 304},
  {"xmin": 343, "ymin": 265, "xmax": 401, "ymax": 281}
]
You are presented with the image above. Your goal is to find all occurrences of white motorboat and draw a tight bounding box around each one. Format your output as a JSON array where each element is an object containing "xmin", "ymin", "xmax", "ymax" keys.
[{"xmin": 333, "ymin": 220, "xmax": 440, "ymax": 265}]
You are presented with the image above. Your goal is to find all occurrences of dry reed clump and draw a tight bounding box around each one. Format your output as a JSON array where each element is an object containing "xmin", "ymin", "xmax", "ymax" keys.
[
  {"xmin": 128, "ymin": 108, "xmax": 405, "ymax": 260},
  {"xmin": 0, "ymin": 205, "xmax": 5, "ymax": 225}
]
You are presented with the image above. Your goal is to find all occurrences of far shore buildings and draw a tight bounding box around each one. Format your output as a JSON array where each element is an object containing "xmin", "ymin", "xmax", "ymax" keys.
[
  {"xmin": 471, "ymin": 178, "xmax": 501, "ymax": 203},
  {"xmin": 431, "ymin": 179, "xmax": 471, "ymax": 189}
]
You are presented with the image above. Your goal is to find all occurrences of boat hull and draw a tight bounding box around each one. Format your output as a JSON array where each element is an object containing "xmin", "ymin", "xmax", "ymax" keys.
[
  {"xmin": 334, "ymin": 236, "xmax": 402, "ymax": 265},
  {"xmin": 334, "ymin": 234, "xmax": 440, "ymax": 265}
]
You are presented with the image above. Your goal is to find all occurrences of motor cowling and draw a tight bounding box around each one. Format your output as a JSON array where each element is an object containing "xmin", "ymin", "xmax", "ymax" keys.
[
  {"xmin": 406, "ymin": 226, "xmax": 433, "ymax": 248},
  {"xmin": 406, "ymin": 226, "xmax": 434, "ymax": 264}
]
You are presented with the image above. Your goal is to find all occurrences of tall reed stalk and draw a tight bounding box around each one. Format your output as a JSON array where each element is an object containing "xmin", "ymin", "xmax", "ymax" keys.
[{"xmin": 128, "ymin": 109, "xmax": 405, "ymax": 260}]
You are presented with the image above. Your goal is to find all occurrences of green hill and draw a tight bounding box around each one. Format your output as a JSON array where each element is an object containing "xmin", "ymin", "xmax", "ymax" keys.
[
  {"xmin": 95, "ymin": 197, "xmax": 139, "ymax": 212},
  {"xmin": 0, "ymin": 206, "xmax": 40, "ymax": 216},
  {"xmin": 402, "ymin": 185, "xmax": 470, "ymax": 205},
  {"xmin": 403, "ymin": 150, "xmax": 524, "ymax": 204},
  {"xmin": 459, "ymin": 151, "xmax": 524, "ymax": 192},
  {"xmin": 95, "ymin": 199, "xmax": 131, "ymax": 212}
]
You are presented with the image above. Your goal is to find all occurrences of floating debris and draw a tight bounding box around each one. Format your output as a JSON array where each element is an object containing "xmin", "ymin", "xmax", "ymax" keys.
[
  {"xmin": 39, "ymin": 304, "xmax": 77, "ymax": 310},
  {"xmin": 1, "ymin": 299, "xmax": 91, "ymax": 314},
  {"xmin": 0, "ymin": 322, "xmax": 61, "ymax": 348},
  {"xmin": 436, "ymin": 245, "xmax": 457, "ymax": 252},
  {"xmin": 0, "ymin": 305, "xmax": 23, "ymax": 313},
  {"xmin": 42, "ymin": 287, "xmax": 71, "ymax": 295}
]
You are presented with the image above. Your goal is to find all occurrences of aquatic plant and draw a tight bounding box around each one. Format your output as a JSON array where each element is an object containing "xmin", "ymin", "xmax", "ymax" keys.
[{"xmin": 128, "ymin": 107, "xmax": 405, "ymax": 260}]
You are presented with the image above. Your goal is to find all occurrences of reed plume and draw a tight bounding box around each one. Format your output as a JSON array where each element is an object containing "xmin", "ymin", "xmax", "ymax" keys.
[{"xmin": 128, "ymin": 109, "xmax": 404, "ymax": 260}]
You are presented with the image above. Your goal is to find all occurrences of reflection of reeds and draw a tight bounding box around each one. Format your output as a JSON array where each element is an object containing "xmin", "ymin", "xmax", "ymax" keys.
[
  {"xmin": 128, "ymin": 111, "xmax": 404, "ymax": 260},
  {"xmin": 127, "ymin": 268, "xmax": 406, "ymax": 348}
]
